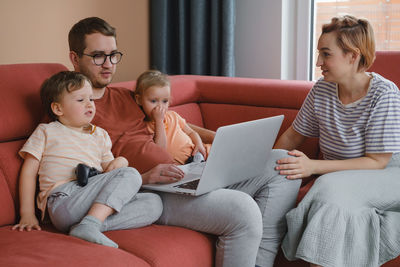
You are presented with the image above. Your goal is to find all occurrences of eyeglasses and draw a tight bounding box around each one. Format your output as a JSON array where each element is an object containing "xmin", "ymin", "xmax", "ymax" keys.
[{"xmin": 82, "ymin": 52, "xmax": 123, "ymax": 66}]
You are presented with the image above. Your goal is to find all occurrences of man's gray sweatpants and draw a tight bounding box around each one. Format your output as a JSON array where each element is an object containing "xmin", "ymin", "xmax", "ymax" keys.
[{"xmin": 156, "ymin": 149, "xmax": 301, "ymax": 267}]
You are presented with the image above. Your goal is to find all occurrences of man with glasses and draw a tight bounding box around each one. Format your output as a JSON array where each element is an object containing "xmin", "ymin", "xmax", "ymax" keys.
[
  {"xmin": 68, "ymin": 17, "xmax": 301, "ymax": 267},
  {"xmin": 69, "ymin": 17, "xmax": 177, "ymax": 175},
  {"xmin": 82, "ymin": 51, "xmax": 123, "ymax": 66}
]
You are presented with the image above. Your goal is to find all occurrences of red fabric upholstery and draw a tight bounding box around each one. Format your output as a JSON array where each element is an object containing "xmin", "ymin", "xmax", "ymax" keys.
[
  {"xmin": 195, "ymin": 76, "xmax": 313, "ymax": 109},
  {"xmin": 368, "ymin": 51, "xmax": 400, "ymax": 88},
  {"xmin": 106, "ymin": 225, "xmax": 215, "ymax": 267},
  {"xmin": 0, "ymin": 63, "xmax": 67, "ymax": 142},
  {"xmin": 0, "ymin": 227, "xmax": 149, "ymax": 267},
  {"xmin": 0, "ymin": 172, "xmax": 15, "ymax": 227},
  {"xmin": 0, "ymin": 140, "xmax": 25, "ymax": 204},
  {"xmin": 169, "ymin": 103, "xmax": 205, "ymax": 127},
  {"xmin": 0, "ymin": 140, "xmax": 27, "ymax": 227}
]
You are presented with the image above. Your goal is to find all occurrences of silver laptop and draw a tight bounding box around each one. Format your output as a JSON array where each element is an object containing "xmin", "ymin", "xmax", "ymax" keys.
[{"xmin": 142, "ymin": 115, "xmax": 284, "ymax": 196}]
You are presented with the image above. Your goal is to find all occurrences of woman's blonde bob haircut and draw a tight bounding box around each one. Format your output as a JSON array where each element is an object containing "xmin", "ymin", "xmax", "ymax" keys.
[{"xmin": 322, "ymin": 15, "xmax": 376, "ymax": 71}]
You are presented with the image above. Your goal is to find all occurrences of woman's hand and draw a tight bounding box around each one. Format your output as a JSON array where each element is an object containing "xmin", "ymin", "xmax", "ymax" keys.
[
  {"xmin": 142, "ymin": 164, "xmax": 185, "ymax": 184},
  {"xmin": 103, "ymin": 156, "xmax": 129, "ymax": 172},
  {"xmin": 12, "ymin": 214, "xmax": 41, "ymax": 232},
  {"xmin": 276, "ymin": 150, "xmax": 315, "ymax": 179}
]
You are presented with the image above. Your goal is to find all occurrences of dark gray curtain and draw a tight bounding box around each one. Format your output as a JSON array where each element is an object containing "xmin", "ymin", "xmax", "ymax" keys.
[{"xmin": 150, "ymin": 0, "xmax": 235, "ymax": 76}]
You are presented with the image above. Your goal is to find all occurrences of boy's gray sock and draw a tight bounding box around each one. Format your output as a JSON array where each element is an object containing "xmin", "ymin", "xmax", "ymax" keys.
[{"xmin": 69, "ymin": 215, "xmax": 118, "ymax": 248}]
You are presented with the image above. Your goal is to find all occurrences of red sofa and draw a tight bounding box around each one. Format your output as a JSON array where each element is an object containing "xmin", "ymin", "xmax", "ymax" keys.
[{"xmin": 0, "ymin": 51, "xmax": 399, "ymax": 266}]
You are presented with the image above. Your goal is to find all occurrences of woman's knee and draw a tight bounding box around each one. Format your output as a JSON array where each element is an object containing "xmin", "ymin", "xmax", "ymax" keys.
[{"xmin": 306, "ymin": 172, "xmax": 359, "ymax": 205}]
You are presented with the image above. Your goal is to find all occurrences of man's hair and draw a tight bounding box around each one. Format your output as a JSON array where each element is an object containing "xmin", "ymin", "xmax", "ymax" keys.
[
  {"xmin": 40, "ymin": 71, "xmax": 91, "ymax": 121},
  {"xmin": 68, "ymin": 17, "xmax": 116, "ymax": 56},
  {"xmin": 134, "ymin": 70, "xmax": 170, "ymax": 97},
  {"xmin": 322, "ymin": 15, "xmax": 375, "ymax": 71}
]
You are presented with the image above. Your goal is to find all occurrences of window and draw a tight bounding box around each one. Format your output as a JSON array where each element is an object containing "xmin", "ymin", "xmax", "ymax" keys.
[{"xmin": 312, "ymin": 0, "xmax": 400, "ymax": 80}]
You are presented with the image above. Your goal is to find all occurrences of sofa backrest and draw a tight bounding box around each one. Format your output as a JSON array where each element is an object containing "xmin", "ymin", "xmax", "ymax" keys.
[
  {"xmin": 188, "ymin": 75, "xmax": 319, "ymax": 158},
  {"xmin": 0, "ymin": 63, "xmax": 68, "ymax": 226},
  {"xmin": 368, "ymin": 51, "xmax": 400, "ymax": 88}
]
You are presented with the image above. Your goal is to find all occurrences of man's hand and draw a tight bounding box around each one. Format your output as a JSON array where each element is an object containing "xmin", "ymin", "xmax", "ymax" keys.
[
  {"xmin": 188, "ymin": 124, "xmax": 215, "ymax": 144},
  {"xmin": 12, "ymin": 214, "xmax": 41, "ymax": 232},
  {"xmin": 104, "ymin": 156, "xmax": 129, "ymax": 172},
  {"xmin": 275, "ymin": 150, "xmax": 314, "ymax": 179},
  {"xmin": 142, "ymin": 164, "xmax": 185, "ymax": 184}
]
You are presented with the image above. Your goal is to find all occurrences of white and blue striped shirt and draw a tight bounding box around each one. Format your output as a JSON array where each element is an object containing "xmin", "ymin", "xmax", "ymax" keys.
[{"xmin": 293, "ymin": 72, "xmax": 400, "ymax": 160}]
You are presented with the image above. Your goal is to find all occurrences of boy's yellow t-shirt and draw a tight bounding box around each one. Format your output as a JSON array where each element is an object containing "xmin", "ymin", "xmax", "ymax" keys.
[{"xmin": 19, "ymin": 121, "xmax": 114, "ymax": 220}]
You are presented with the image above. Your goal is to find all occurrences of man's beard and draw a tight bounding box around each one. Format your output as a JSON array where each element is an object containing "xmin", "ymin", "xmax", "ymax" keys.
[
  {"xmin": 79, "ymin": 65, "xmax": 112, "ymax": 89},
  {"xmin": 92, "ymin": 79, "xmax": 110, "ymax": 89}
]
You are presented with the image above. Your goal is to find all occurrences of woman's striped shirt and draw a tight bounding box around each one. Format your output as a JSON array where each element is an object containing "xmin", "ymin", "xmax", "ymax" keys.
[{"xmin": 293, "ymin": 72, "xmax": 400, "ymax": 160}]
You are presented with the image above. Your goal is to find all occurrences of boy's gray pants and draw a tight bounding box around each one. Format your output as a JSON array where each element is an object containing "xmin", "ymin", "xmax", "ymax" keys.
[
  {"xmin": 47, "ymin": 167, "xmax": 162, "ymax": 233},
  {"xmin": 157, "ymin": 149, "xmax": 301, "ymax": 267}
]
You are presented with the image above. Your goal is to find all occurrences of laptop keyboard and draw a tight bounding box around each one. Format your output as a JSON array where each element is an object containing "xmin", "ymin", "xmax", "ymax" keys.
[{"xmin": 174, "ymin": 179, "xmax": 200, "ymax": 190}]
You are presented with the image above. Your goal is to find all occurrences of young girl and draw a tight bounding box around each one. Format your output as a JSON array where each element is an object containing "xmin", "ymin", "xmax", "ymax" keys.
[
  {"xmin": 134, "ymin": 70, "xmax": 211, "ymax": 165},
  {"xmin": 12, "ymin": 71, "xmax": 162, "ymax": 248}
]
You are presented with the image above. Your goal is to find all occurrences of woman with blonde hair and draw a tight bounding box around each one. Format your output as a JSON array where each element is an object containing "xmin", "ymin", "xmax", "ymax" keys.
[{"xmin": 276, "ymin": 15, "xmax": 400, "ymax": 267}]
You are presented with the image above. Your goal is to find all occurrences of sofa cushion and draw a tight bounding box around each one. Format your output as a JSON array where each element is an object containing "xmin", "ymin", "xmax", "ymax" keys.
[
  {"xmin": 194, "ymin": 76, "xmax": 313, "ymax": 109},
  {"xmin": 0, "ymin": 172, "xmax": 15, "ymax": 227},
  {"xmin": 169, "ymin": 103, "xmax": 204, "ymax": 128},
  {"xmin": 106, "ymin": 225, "xmax": 215, "ymax": 267},
  {"xmin": 169, "ymin": 76, "xmax": 200, "ymax": 106},
  {"xmin": 0, "ymin": 63, "xmax": 67, "ymax": 142},
  {"xmin": 368, "ymin": 51, "xmax": 400, "ymax": 88},
  {"xmin": 0, "ymin": 227, "xmax": 149, "ymax": 267},
  {"xmin": 0, "ymin": 140, "xmax": 27, "ymax": 226}
]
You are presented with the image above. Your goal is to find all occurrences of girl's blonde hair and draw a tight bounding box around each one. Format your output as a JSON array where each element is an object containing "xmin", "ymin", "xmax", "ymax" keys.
[
  {"xmin": 134, "ymin": 70, "xmax": 170, "ymax": 97},
  {"xmin": 322, "ymin": 15, "xmax": 376, "ymax": 71}
]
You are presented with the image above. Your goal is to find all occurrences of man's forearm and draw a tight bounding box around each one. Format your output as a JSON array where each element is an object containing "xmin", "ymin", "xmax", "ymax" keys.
[{"xmin": 188, "ymin": 123, "xmax": 215, "ymax": 144}]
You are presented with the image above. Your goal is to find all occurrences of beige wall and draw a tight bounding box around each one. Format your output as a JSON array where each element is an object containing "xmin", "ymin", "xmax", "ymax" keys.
[{"xmin": 0, "ymin": 0, "xmax": 149, "ymax": 82}]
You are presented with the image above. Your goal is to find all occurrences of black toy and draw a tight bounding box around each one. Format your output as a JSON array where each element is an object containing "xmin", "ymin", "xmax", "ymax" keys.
[
  {"xmin": 185, "ymin": 152, "xmax": 205, "ymax": 164},
  {"xmin": 75, "ymin": 163, "xmax": 102, "ymax": 187}
]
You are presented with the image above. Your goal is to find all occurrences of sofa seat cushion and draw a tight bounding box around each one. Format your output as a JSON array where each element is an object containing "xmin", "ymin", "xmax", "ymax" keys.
[
  {"xmin": 106, "ymin": 225, "xmax": 215, "ymax": 267},
  {"xmin": 0, "ymin": 227, "xmax": 149, "ymax": 267}
]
